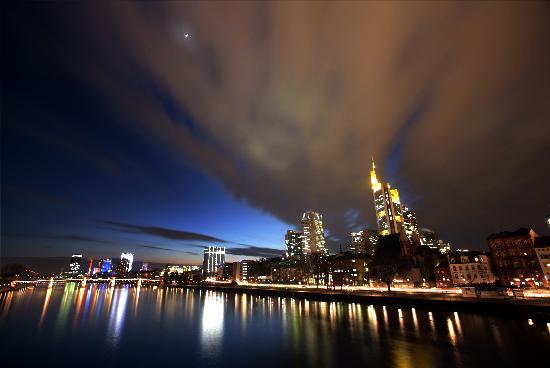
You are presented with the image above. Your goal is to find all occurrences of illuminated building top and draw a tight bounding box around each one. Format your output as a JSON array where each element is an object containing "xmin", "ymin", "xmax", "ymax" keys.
[{"xmin": 370, "ymin": 158, "xmax": 404, "ymax": 236}]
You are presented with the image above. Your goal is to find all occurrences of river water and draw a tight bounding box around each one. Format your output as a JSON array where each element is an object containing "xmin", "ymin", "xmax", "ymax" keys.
[{"xmin": 0, "ymin": 284, "xmax": 548, "ymax": 367}]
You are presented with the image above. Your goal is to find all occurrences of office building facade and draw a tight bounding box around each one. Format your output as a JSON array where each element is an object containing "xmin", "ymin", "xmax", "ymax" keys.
[
  {"xmin": 285, "ymin": 230, "xmax": 304, "ymax": 258},
  {"xmin": 203, "ymin": 246, "xmax": 226, "ymax": 277}
]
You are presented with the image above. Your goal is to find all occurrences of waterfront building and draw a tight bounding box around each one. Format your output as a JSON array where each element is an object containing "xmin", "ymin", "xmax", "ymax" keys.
[
  {"xmin": 349, "ymin": 229, "xmax": 378, "ymax": 257},
  {"xmin": 203, "ymin": 246, "xmax": 225, "ymax": 277},
  {"xmin": 68, "ymin": 254, "xmax": 83, "ymax": 276},
  {"xmin": 100, "ymin": 258, "xmax": 112, "ymax": 273},
  {"xmin": 301, "ymin": 211, "xmax": 328, "ymax": 255},
  {"xmin": 285, "ymin": 230, "xmax": 304, "ymax": 258},
  {"xmin": 534, "ymin": 236, "xmax": 550, "ymax": 285},
  {"xmin": 120, "ymin": 253, "xmax": 134, "ymax": 272},
  {"xmin": 370, "ymin": 159, "xmax": 404, "ymax": 235},
  {"xmin": 486, "ymin": 228, "xmax": 543, "ymax": 287},
  {"xmin": 402, "ymin": 206, "xmax": 419, "ymax": 242},
  {"xmin": 447, "ymin": 251, "xmax": 495, "ymax": 285}
]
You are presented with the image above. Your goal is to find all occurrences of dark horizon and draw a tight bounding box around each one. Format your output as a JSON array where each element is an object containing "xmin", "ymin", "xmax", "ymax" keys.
[{"xmin": 2, "ymin": 2, "xmax": 550, "ymax": 267}]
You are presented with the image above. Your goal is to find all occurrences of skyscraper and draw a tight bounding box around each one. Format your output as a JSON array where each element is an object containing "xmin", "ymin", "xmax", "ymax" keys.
[
  {"xmin": 120, "ymin": 253, "xmax": 134, "ymax": 272},
  {"xmin": 350, "ymin": 229, "xmax": 378, "ymax": 257},
  {"xmin": 285, "ymin": 230, "xmax": 304, "ymax": 258},
  {"xmin": 68, "ymin": 254, "xmax": 83, "ymax": 276},
  {"xmin": 402, "ymin": 206, "xmax": 419, "ymax": 242},
  {"xmin": 203, "ymin": 246, "xmax": 225, "ymax": 277},
  {"xmin": 370, "ymin": 159, "xmax": 404, "ymax": 235},
  {"xmin": 301, "ymin": 211, "xmax": 328, "ymax": 255}
]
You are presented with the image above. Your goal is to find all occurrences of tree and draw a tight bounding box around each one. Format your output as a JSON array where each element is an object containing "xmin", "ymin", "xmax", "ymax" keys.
[{"xmin": 371, "ymin": 234, "xmax": 411, "ymax": 292}]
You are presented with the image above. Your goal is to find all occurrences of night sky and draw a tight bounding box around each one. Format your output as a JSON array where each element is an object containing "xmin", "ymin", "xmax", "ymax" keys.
[{"xmin": 2, "ymin": 2, "xmax": 549, "ymax": 269}]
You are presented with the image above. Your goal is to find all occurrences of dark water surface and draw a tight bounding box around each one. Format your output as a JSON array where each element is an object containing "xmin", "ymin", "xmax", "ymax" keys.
[{"xmin": 1, "ymin": 284, "xmax": 548, "ymax": 367}]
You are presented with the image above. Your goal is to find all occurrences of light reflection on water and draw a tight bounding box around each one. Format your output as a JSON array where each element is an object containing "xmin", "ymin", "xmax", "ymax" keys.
[{"xmin": 0, "ymin": 286, "xmax": 548, "ymax": 367}]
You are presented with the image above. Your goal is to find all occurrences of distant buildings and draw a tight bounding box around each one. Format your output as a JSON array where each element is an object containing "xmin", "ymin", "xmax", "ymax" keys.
[
  {"xmin": 487, "ymin": 228, "xmax": 543, "ymax": 287},
  {"xmin": 349, "ymin": 229, "xmax": 378, "ymax": 257},
  {"xmin": 301, "ymin": 211, "xmax": 328, "ymax": 255},
  {"xmin": 68, "ymin": 254, "xmax": 83, "ymax": 276},
  {"xmin": 419, "ymin": 228, "xmax": 451, "ymax": 255},
  {"xmin": 203, "ymin": 246, "xmax": 225, "ymax": 277},
  {"xmin": 447, "ymin": 251, "xmax": 495, "ymax": 285},
  {"xmin": 100, "ymin": 258, "xmax": 112, "ymax": 273},
  {"xmin": 164, "ymin": 265, "xmax": 200, "ymax": 275},
  {"xmin": 121, "ymin": 253, "xmax": 134, "ymax": 272},
  {"xmin": 116, "ymin": 259, "xmax": 130, "ymax": 274},
  {"xmin": 285, "ymin": 230, "xmax": 304, "ymax": 258}
]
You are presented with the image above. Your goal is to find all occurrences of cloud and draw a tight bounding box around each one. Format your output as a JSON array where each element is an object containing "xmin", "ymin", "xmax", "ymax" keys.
[
  {"xmin": 226, "ymin": 246, "xmax": 284, "ymax": 258},
  {"xmin": 104, "ymin": 220, "xmax": 228, "ymax": 243},
  {"xmin": 21, "ymin": 2, "xmax": 550, "ymax": 249}
]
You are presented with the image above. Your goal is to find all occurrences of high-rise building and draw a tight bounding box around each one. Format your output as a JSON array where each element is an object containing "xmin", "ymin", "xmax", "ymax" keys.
[
  {"xmin": 100, "ymin": 258, "xmax": 112, "ymax": 273},
  {"xmin": 68, "ymin": 254, "xmax": 83, "ymax": 276},
  {"xmin": 402, "ymin": 206, "xmax": 419, "ymax": 242},
  {"xmin": 370, "ymin": 159, "xmax": 404, "ymax": 235},
  {"xmin": 285, "ymin": 230, "xmax": 304, "ymax": 258},
  {"xmin": 301, "ymin": 211, "xmax": 328, "ymax": 255},
  {"xmin": 203, "ymin": 246, "xmax": 225, "ymax": 277},
  {"xmin": 350, "ymin": 229, "xmax": 378, "ymax": 257},
  {"xmin": 120, "ymin": 253, "xmax": 134, "ymax": 272}
]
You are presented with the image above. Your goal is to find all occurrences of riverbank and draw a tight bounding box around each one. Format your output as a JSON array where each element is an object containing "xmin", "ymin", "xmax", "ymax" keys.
[{"xmin": 181, "ymin": 284, "xmax": 550, "ymax": 320}]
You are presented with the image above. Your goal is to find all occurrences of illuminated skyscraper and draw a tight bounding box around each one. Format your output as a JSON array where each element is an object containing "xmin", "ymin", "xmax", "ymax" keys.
[
  {"xmin": 285, "ymin": 230, "xmax": 304, "ymax": 258},
  {"xmin": 301, "ymin": 211, "xmax": 328, "ymax": 255},
  {"xmin": 203, "ymin": 246, "xmax": 225, "ymax": 277},
  {"xmin": 370, "ymin": 159, "xmax": 404, "ymax": 235},
  {"xmin": 402, "ymin": 206, "xmax": 419, "ymax": 242},
  {"xmin": 121, "ymin": 253, "xmax": 134, "ymax": 272},
  {"xmin": 68, "ymin": 254, "xmax": 83, "ymax": 276}
]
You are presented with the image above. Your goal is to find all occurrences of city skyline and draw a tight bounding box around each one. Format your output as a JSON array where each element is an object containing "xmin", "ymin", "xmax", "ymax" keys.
[{"xmin": 2, "ymin": 2, "xmax": 550, "ymax": 269}]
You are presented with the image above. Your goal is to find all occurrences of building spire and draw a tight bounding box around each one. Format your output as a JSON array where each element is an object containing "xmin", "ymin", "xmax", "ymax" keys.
[{"xmin": 370, "ymin": 156, "xmax": 380, "ymax": 191}]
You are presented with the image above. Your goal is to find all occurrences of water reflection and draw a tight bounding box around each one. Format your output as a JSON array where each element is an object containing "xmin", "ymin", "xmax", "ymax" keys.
[
  {"xmin": 106, "ymin": 286, "xmax": 129, "ymax": 349},
  {"xmin": 38, "ymin": 288, "xmax": 52, "ymax": 328},
  {"xmin": 1, "ymin": 287, "xmax": 549, "ymax": 368},
  {"xmin": 201, "ymin": 290, "xmax": 225, "ymax": 362}
]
